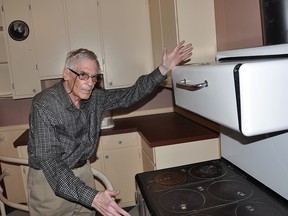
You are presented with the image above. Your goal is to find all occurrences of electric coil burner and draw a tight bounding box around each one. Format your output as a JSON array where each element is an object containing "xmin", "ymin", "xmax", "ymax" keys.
[
  {"xmin": 135, "ymin": 159, "xmax": 288, "ymax": 216},
  {"xmin": 188, "ymin": 160, "xmax": 226, "ymax": 179}
]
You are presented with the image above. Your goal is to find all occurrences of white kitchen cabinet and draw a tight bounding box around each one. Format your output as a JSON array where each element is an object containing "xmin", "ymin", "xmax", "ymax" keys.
[
  {"xmin": 31, "ymin": 0, "xmax": 153, "ymax": 88},
  {"xmin": 96, "ymin": 132, "xmax": 142, "ymax": 207},
  {"xmin": 0, "ymin": 44, "xmax": 11, "ymax": 98},
  {"xmin": 14, "ymin": 131, "xmax": 142, "ymax": 207},
  {"xmin": 0, "ymin": 14, "xmax": 6, "ymax": 62},
  {"xmin": 0, "ymin": 63, "xmax": 11, "ymax": 97},
  {"xmin": 99, "ymin": 0, "xmax": 153, "ymax": 89},
  {"xmin": 30, "ymin": 0, "xmax": 69, "ymax": 80},
  {"xmin": 0, "ymin": 8, "xmax": 11, "ymax": 97},
  {"xmin": 0, "ymin": 125, "xmax": 28, "ymax": 204},
  {"xmin": 65, "ymin": 0, "xmax": 104, "ymax": 73},
  {"xmin": 1, "ymin": 0, "xmax": 152, "ymax": 96},
  {"xmin": 17, "ymin": 141, "xmax": 107, "ymax": 205},
  {"xmin": 67, "ymin": 0, "xmax": 153, "ymax": 88},
  {"xmin": 148, "ymin": 0, "xmax": 217, "ymax": 87},
  {"xmin": 141, "ymin": 136, "xmax": 220, "ymax": 171},
  {"xmin": 0, "ymin": 0, "xmax": 41, "ymax": 99},
  {"xmin": 0, "ymin": 12, "xmax": 7, "ymax": 64}
]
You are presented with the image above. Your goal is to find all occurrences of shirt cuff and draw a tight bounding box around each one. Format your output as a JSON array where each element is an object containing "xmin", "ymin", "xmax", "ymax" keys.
[{"xmin": 81, "ymin": 187, "xmax": 98, "ymax": 208}]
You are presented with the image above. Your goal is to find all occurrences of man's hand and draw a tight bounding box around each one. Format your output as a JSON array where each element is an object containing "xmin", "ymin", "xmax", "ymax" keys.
[
  {"xmin": 92, "ymin": 190, "xmax": 131, "ymax": 216},
  {"xmin": 159, "ymin": 40, "xmax": 193, "ymax": 75}
]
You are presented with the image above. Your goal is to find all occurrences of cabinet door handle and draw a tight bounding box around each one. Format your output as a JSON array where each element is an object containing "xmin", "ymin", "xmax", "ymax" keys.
[
  {"xmin": 176, "ymin": 79, "xmax": 208, "ymax": 91},
  {"xmin": 118, "ymin": 141, "xmax": 122, "ymax": 144},
  {"xmin": 105, "ymin": 155, "xmax": 109, "ymax": 159}
]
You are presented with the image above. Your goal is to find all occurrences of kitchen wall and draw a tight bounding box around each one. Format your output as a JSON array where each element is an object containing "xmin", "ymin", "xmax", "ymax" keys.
[
  {"xmin": 0, "ymin": 97, "xmax": 32, "ymax": 126},
  {"xmin": 215, "ymin": 0, "xmax": 263, "ymax": 51},
  {"xmin": 0, "ymin": 84, "xmax": 174, "ymax": 127}
]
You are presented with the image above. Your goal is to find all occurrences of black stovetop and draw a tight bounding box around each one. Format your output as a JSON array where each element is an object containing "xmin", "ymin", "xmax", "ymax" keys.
[{"xmin": 135, "ymin": 159, "xmax": 288, "ymax": 216}]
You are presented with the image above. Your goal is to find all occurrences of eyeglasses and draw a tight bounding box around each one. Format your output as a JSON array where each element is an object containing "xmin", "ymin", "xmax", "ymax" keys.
[{"xmin": 67, "ymin": 68, "xmax": 98, "ymax": 82}]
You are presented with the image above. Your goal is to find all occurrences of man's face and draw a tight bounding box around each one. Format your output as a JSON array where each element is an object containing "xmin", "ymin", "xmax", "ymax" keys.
[{"xmin": 64, "ymin": 59, "xmax": 98, "ymax": 102}]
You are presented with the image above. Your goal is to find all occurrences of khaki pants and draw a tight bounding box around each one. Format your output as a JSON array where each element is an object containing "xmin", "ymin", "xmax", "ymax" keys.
[{"xmin": 27, "ymin": 162, "xmax": 96, "ymax": 216}]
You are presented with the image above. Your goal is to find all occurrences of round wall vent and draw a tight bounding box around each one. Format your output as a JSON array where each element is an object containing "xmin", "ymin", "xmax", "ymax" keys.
[{"xmin": 8, "ymin": 20, "xmax": 30, "ymax": 41}]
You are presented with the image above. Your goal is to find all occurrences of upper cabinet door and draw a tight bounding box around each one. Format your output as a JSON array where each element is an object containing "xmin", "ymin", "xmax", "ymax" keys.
[
  {"xmin": 99, "ymin": 0, "xmax": 153, "ymax": 89},
  {"xmin": 30, "ymin": 0, "xmax": 69, "ymax": 79},
  {"xmin": 148, "ymin": 0, "xmax": 217, "ymax": 88},
  {"xmin": 0, "ymin": 3, "xmax": 11, "ymax": 97},
  {"xmin": 65, "ymin": 0, "xmax": 104, "ymax": 73},
  {"xmin": 1, "ymin": 0, "xmax": 41, "ymax": 99},
  {"xmin": 175, "ymin": 0, "xmax": 217, "ymax": 63}
]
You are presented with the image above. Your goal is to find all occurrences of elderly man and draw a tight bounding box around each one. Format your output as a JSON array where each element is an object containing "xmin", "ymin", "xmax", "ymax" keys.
[{"xmin": 27, "ymin": 41, "xmax": 192, "ymax": 216}]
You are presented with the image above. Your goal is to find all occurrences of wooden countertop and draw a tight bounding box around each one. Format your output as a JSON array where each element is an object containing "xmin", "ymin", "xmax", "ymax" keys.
[{"xmin": 14, "ymin": 112, "xmax": 219, "ymax": 148}]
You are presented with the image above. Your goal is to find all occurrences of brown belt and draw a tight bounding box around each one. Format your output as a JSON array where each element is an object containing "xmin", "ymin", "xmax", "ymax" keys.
[{"xmin": 72, "ymin": 160, "xmax": 87, "ymax": 169}]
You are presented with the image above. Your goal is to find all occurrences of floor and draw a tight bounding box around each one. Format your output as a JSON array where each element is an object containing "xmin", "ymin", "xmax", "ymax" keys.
[
  {"xmin": 6, "ymin": 210, "xmax": 29, "ymax": 216},
  {"xmin": 2, "ymin": 206, "xmax": 29, "ymax": 216},
  {"xmin": 3, "ymin": 206, "xmax": 138, "ymax": 216}
]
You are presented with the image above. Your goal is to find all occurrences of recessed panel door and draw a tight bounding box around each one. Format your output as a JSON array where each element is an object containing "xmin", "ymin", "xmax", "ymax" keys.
[{"xmin": 2, "ymin": 0, "xmax": 41, "ymax": 98}]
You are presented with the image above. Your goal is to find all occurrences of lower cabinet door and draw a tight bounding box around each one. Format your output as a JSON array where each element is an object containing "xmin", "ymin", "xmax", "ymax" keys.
[{"xmin": 103, "ymin": 146, "xmax": 141, "ymax": 207}]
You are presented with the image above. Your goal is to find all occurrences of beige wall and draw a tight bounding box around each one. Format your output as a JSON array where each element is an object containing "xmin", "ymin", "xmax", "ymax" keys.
[{"xmin": 215, "ymin": 0, "xmax": 263, "ymax": 51}]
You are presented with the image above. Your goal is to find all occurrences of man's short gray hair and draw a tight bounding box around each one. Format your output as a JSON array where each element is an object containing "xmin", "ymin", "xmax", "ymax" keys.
[{"xmin": 65, "ymin": 48, "xmax": 100, "ymax": 71}]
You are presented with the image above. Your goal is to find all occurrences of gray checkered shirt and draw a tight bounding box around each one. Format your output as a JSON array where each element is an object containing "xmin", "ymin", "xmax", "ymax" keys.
[{"xmin": 28, "ymin": 68, "xmax": 166, "ymax": 207}]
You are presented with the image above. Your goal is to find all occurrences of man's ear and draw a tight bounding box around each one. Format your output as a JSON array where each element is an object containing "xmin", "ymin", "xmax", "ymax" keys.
[{"xmin": 63, "ymin": 68, "xmax": 69, "ymax": 81}]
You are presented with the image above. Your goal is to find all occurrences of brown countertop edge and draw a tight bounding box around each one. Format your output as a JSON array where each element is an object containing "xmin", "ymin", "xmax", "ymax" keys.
[
  {"xmin": 101, "ymin": 113, "xmax": 219, "ymax": 147},
  {"xmin": 14, "ymin": 112, "xmax": 219, "ymax": 148}
]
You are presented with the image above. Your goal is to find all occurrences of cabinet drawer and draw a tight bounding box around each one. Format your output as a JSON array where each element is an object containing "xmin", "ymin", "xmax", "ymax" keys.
[
  {"xmin": 154, "ymin": 138, "xmax": 220, "ymax": 169},
  {"xmin": 173, "ymin": 63, "xmax": 238, "ymax": 132},
  {"xmin": 173, "ymin": 59, "xmax": 288, "ymax": 136},
  {"xmin": 0, "ymin": 127, "xmax": 27, "ymax": 157},
  {"xmin": 101, "ymin": 132, "xmax": 138, "ymax": 150}
]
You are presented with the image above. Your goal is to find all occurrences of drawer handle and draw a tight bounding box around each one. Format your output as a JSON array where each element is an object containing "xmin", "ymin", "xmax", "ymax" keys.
[{"xmin": 176, "ymin": 79, "xmax": 208, "ymax": 91}]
